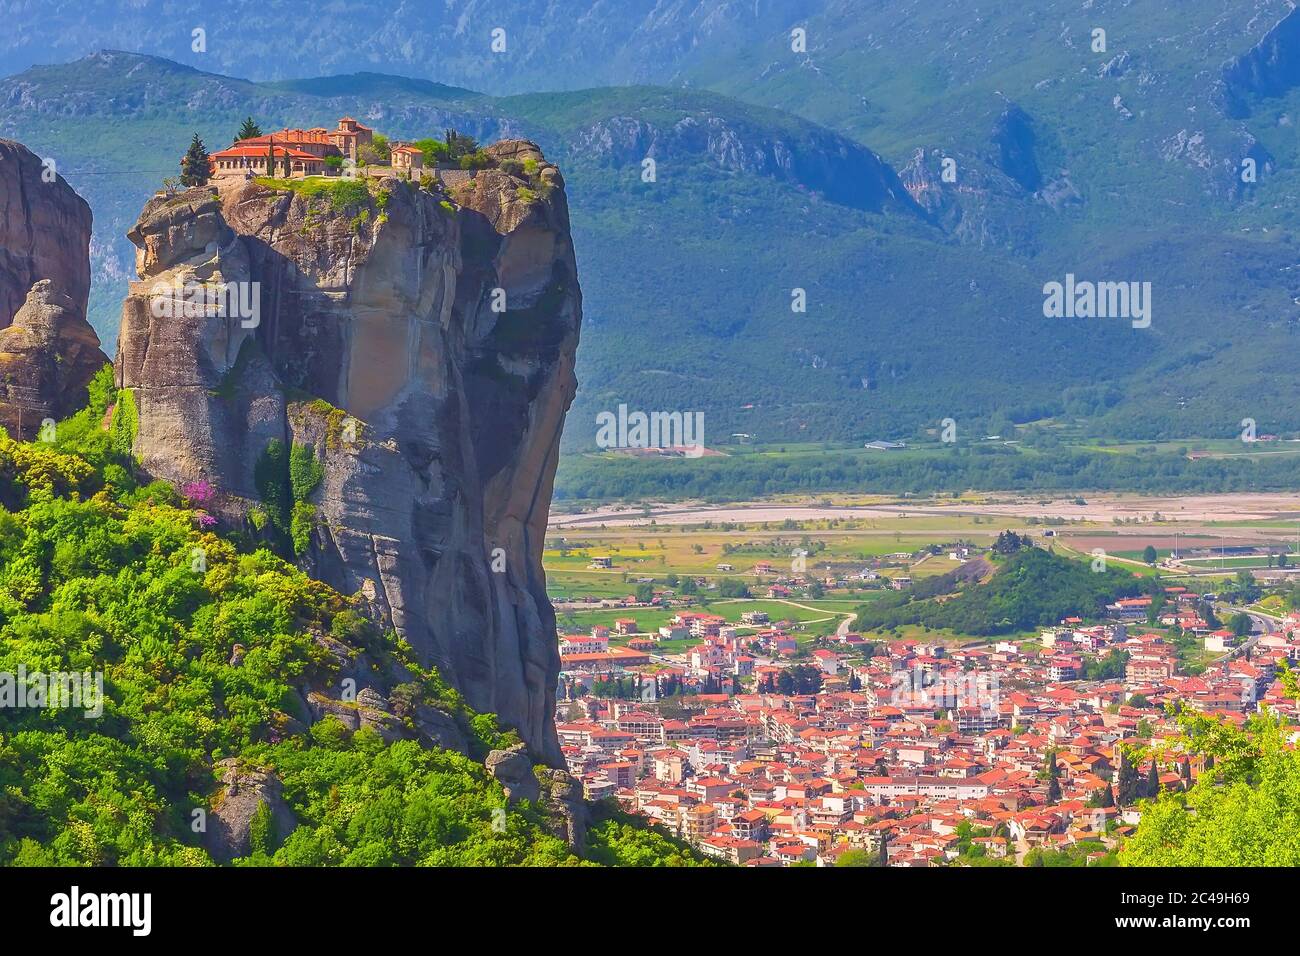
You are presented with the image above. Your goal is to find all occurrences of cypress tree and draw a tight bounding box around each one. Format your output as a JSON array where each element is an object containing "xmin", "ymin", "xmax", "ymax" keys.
[
  {"xmin": 1116, "ymin": 747, "xmax": 1139, "ymax": 805},
  {"xmin": 1042, "ymin": 750, "xmax": 1061, "ymax": 803},
  {"xmin": 180, "ymin": 133, "xmax": 210, "ymax": 187}
]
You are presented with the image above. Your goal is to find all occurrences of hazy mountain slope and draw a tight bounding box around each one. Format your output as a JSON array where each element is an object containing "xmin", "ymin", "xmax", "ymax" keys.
[
  {"xmin": 3, "ymin": 45, "xmax": 1300, "ymax": 450},
  {"xmin": 0, "ymin": 0, "xmax": 813, "ymax": 91},
  {"xmin": 5, "ymin": 0, "xmax": 1291, "ymax": 235}
]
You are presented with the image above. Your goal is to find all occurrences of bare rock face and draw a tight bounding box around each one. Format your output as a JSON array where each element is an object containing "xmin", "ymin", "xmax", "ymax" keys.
[
  {"xmin": 116, "ymin": 142, "xmax": 581, "ymax": 764},
  {"xmin": 537, "ymin": 767, "xmax": 589, "ymax": 852},
  {"xmin": 486, "ymin": 742, "xmax": 588, "ymax": 849},
  {"xmin": 0, "ymin": 139, "xmax": 106, "ymax": 438},
  {"xmin": 205, "ymin": 758, "xmax": 296, "ymax": 863},
  {"xmin": 486, "ymin": 743, "xmax": 542, "ymax": 803}
]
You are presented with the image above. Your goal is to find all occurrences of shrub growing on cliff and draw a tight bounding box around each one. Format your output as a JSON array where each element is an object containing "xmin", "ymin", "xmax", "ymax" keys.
[
  {"xmin": 288, "ymin": 443, "xmax": 323, "ymax": 502},
  {"xmin": 248, "ymin": 800, "xmax": 277, "ymax": 856},
  {"xmin": 0, "ymin": 434, "xmax": 95, "ymax": 505},
  {"xmin": 459, "ymin": 150, "xmax": 495, "ymax": 171},
  {"xmin": 109, "ymin": 386, "xmax": 138, "ymax": 458},
  {"xmin": 254, "ymin": 438, "xmax": 290, "ymax": 533},
  {"xmin": 259, "ymin": 438, "xmax": 326, "ymax": 553},
  {"xmin": 290, "ymin": 500, "xmax": 315, "ymax": 556}
]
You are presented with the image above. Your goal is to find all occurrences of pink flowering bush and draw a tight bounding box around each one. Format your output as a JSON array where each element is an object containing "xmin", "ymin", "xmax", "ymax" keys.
[{"xmin": 181, "ymin": 479, "xmax": 216, "ymax": 506}]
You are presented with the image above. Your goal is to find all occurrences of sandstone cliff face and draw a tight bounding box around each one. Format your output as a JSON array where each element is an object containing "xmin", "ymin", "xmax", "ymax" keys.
[
  {"xmin": 116, "ymin": 143, "xmax": 580, "ymax": 763},
  {"xmin": 0, "ymin": 139, "xmax": 107, "ymax": 438}
]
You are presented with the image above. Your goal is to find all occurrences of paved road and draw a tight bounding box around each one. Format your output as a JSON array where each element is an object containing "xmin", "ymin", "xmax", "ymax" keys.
[{"xmin": 1206, "ymin": 604, "xmax": 1273, "ymax": 664}]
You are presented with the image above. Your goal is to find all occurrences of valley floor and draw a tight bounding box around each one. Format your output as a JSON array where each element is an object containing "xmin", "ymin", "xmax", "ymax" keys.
[{"xmin": 550, "ymin": 492, "xmax": 1300, "ymax": 529}]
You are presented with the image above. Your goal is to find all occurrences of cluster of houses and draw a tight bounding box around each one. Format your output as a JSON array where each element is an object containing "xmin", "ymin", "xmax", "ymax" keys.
[
  {"xmin": 558, "ymin": 610, "xmax": 786, "ymax": 679},
  {"xmin": 554, "ymin": 599, "xmax": 1300, "ymax": 865}
]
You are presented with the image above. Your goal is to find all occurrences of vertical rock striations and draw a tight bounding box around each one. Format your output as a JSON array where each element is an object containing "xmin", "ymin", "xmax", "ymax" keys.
[
  {"xmin": 0, "ymin": 139, "xmax": 107, "ymax": 438},
  {"xmin": 116, "ymin": 143, "xmax": 581, "ymax": 763}
]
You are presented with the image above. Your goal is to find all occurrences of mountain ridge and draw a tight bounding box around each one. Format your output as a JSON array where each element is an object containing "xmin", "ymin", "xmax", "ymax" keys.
[{"xmin": 4, "ymin": 31, "xmax": 1300, "ymax": 452}]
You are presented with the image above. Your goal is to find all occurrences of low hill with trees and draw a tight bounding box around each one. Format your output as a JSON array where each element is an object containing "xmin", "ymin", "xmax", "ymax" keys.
[{"xmin": 854, "ymin": 544, "xmax": 1145, "ymax": 636}]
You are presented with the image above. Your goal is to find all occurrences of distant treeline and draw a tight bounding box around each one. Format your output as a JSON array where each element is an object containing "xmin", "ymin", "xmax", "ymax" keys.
[{"xmin": 554, "ymin": 446, "xmax": 1300, "ymax": 501}]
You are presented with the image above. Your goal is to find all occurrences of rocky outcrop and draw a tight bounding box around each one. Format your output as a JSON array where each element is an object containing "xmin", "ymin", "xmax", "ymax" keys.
[
  {"xmin": 990, "ymin": 105, "xmax": 1042, "ymax": 193},
  {"xmin": 116, "ymin": 142, "xmax": 580, "ymax": 765},
  {"xmin": 537, "ymin": 767, "xmax": 588, "ymax": 852},
  {"xmin": 1222, "ymin": 6, "xmax": 1300, "ymax": 118},
  {"xmin": 486, "ymin": 743, "xmax": 541, "ymax": 803},
  {"xmin": 486, "ymin": 742, "xmax": 588, "ymax": 850},
  {"xmin": 0, "ymin": 280, "xmax": 108, "ymax": 437},
  {"xmin": 204, "ymin": 758, "xmax": 296, "ymax": 863},
  {"xmin": 0, "ymin": 139, "xmax": 107, "ymax": 438},
  {"xmin": 899, "ymin": 147, "xmax": 1036, "ymax": 251},
  {"xmin": 572, "ymin": 108, "xmax": 921, "ymax": 214}
]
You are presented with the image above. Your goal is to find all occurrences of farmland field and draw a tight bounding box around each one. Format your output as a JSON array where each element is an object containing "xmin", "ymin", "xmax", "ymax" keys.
[{"xmin": 544, "ymin": 492, "xmax": 1300, "ymax": 642}]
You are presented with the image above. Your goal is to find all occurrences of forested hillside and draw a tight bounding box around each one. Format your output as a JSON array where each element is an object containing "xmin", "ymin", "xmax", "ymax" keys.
[{"xmin": 0, "ymin": 370, "xmax": 703, "ymax": 866}]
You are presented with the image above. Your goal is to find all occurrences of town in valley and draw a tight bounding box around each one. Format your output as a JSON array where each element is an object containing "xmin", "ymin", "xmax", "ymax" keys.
[{"xmin": 546, "ymin": 494, "xmax": 1300, "ymax": 866}]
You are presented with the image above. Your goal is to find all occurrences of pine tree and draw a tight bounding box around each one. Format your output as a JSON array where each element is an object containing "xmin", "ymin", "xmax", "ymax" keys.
[
  {"xmin": 235, "ymin": 117, "xmax": 262, "ymax": 143},
  {"xmin": 179, "ymin": 134, "xmax": 210, "ymax": 187},
  {"xmin": 1145, "ymin": 760, "xmax": 1160, "ymax": 798},
  {"xmin": 1101, "ymin": 784, "xmax": 1115, "ymax": 807}
]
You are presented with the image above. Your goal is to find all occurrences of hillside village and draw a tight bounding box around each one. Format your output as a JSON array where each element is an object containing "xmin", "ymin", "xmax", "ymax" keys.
[{"xmin": 552, "ymin": 543, "xmax": 1300, "ymax": 866}]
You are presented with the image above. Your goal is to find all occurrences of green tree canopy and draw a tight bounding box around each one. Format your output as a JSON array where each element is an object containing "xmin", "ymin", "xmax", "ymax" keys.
[
  {"xmin": 180, "ymin": 133, "xmax": 210, "ymax": 187},
  {"xmin": 1123, "ymin": 676, "xmax": 1300, "ymax": 865}
]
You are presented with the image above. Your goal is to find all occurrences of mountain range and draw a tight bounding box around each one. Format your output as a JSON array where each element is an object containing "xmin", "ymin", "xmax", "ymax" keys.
[{"xmin": 4, "ymin": 1, "xmax": 1300, "ymax": 448}]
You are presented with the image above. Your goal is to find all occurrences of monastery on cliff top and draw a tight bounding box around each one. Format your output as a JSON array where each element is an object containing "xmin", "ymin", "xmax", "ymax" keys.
[{"xmin": 207, "ymin": 116, "xmax": 425, "ymax": 182}]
